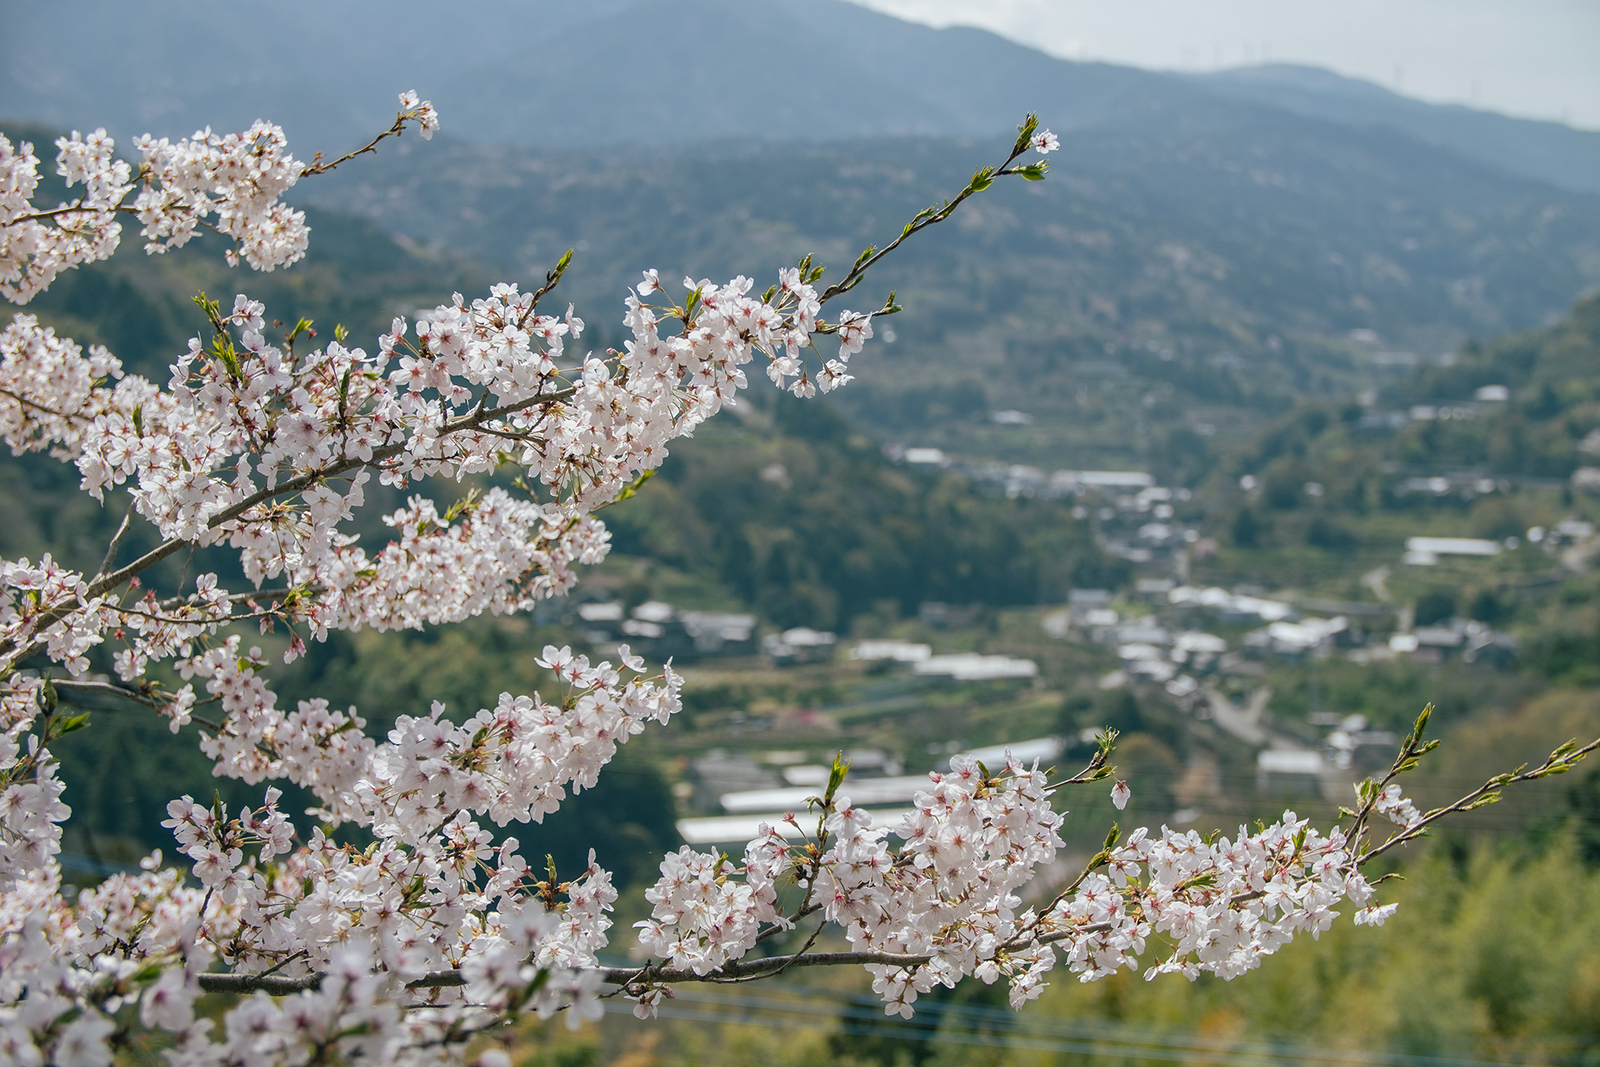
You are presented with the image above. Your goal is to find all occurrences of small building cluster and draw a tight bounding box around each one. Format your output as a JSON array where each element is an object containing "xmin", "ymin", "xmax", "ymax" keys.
[
  {"xmin": 850, "ymin": 640, "xmax": 1039, "ymax": 681},
  {"xmin": 676, "ymin": 736, "xmax": 1066, "ymax": 845},
  {"xmin": 572, "ymin": 599, "xmax": 758, "ymax": 661}
]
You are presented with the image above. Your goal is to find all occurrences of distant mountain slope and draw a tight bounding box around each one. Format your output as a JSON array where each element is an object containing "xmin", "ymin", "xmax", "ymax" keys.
[
  {"xmin": 1193, "ymin": 65, "xmax": 1600, "ymax": 195},
  {"xmin": 3, "ymin": 0, "xmax": 1596, "ymax": 193},
  {"xmin": 298, "ymin": 112, "xmax": 1600, "ymax": 472}
]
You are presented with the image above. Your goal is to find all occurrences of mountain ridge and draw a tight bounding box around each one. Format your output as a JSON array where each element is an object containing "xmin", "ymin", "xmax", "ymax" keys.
[{"xmin": 2, "ymin": 0, "xmax": 1596, "ymax": 193}]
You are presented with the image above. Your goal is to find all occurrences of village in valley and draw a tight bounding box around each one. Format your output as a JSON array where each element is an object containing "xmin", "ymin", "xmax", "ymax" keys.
[{"xmin": 559, "ymin": 397, "xmax": 1600, "ymax": 852}]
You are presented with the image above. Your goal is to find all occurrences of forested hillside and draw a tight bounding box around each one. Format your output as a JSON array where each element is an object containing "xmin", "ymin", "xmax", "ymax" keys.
[{"xmin": 297, "ymin": 124, "xmax": 1600, "ymax": 473}]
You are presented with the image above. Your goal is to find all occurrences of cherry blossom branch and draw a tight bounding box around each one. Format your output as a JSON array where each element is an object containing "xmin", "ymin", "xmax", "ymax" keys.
[
  {"xmin": 1358, "ymin": 733, "xmax": 1600, "ymax": 866},
  {"xmin": 817, "ymin": 114, "xmax": 1054, "ymax": 305},
  {"xmin": 6, "ymin": 203, "xmax": 113, "ymax": 224},
  {"xmin": 2, "ymin": 93, "xmax": 440, "ymax": 304},
  {"xmin": 0, "ymin": 383, "xmax": 578, "ymax": 667},
  {"xmin": 0, "ymin": 386, "xmax": 80, "ymax": 421},
  {"xmin": 47, "ymin": 677, "xmax": 161, "ymax": 710},
  {"xmin": 45, "ymin": 677, "xmax": 222, "ymax": 731},
  {"xmin": 196, "ymin": 968, "xmax": 467, "ymax": 996},
  {"xmin": 106, "ymin": 603, "xmax": 279, "ymax": 627},
  {"xmin": 298, "ymin": 103, "xmax": 432, "ymax": 179},
  {"xmin": 196, "ymin": 923, "xmax": 1125, "ymax": 999}
]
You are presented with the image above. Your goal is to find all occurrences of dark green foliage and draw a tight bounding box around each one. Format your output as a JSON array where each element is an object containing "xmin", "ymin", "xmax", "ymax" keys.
[
  {"xmin": 51, "ymin": 708, "xmax": 287, "ymax": 871},
  {"xmin": 1469, "ymin": 588, "xmax": 1509, "ymax": 625},
  {"xmin": 605, "ymin": 394, "xmax": 1116, "ymax": 631},
  {"xmin": 1529, "ymin": 624, "xmax": 1600, "ymax": 687},
  {"xmin": 1264, "ymin": 469, "xmax": 1304, "ymax": 510},
  {"xmin": 1112, "ymin": 734, "xmax": 1181, "ymax": 818},
  {"xmin": 518, "ymin": 750, "xmax": 680, "ymax": 891},
  {"xmin": 1305, "ymin": 516, "xmax": 1359, "ymax": 551},
  {"xmin": 1566, "ymin": 767, "xmax": 1600, "ymax": 866},
  {"xmin": 1231, "ymin": 506, "xmax": 1264, "ymax": 547},
  {"xmin": 1415, "ymin": 589, "xmax": 1458, "ymax": 627}
]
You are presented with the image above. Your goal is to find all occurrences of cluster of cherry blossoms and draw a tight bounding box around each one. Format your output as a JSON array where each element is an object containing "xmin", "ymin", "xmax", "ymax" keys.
[
  {"xmin": 0, "ymin": 90, "xmax": 437, "ymax": 304},
  {"xmin": 0, "ymin": 635, "xmax": 674, "ymax": 1063},
  {"xmin": 0, "ymin": 240, "xmax": 888, "ymax": 700},
  {"xmin": 613, "ymin": 744, "xmax": 1453, "ymax": 1022},
  {"xmin": 2, "ymin": 91, "xmax": 1586, "ymax": 1067}
]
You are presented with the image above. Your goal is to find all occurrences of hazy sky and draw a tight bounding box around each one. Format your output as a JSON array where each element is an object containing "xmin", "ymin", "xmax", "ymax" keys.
[{"xmin": 849, "ymin": 0, "xmax": 1600, "ymax": 130}]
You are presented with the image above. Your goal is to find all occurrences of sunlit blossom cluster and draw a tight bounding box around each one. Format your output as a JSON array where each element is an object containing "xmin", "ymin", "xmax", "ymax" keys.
[
  {"xmin": 129, "ymin": 121, "xmax": 308, "ymax": 271},
  {"xmin": 0, "ymin": 91, "xmax": 438, "ymax": 304},
  {"xmin": 0, "ymin": 129, "xmax": 129, "ymax": 304},
  {"xmin": 617, "ymin": 757, "xmax": 1428, "ymax": 1021},
  {"xmin": 1, "ymin": 636, "xmax": 671, "ymax": 1063}
]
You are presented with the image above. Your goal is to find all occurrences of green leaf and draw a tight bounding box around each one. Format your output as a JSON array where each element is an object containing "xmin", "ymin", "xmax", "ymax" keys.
[
  {"xmin": 216, "ymin": 341, "xmax": 241, "ymax": 380},
  {"xmin": 826, "ymin": 751, "xmax": 850, "ymax": 803},
  {"xmin": 1412, "ymin": 703, "xmax": 1433, "ymax": 742},
  {"xmin": 442, "ymin": 487, "xmax": 481, "ymax": 523},
  {"xmin": 1013, "ymin": 113, "xmax": 1039, "ymax": 155},
  {"xmin": 52, "ymin": 711, "xmax": 90, "ymax": 737},
  {"xmin": 191, "ymin": 291, "xmax": 223, "ymax": 331},
  {"xmin": 598, "ymin": 470, "xmax": 652, "ymax": 511}
]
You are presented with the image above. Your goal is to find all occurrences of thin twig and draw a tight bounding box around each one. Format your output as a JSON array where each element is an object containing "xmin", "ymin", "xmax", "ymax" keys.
[
  {"xmin": 47, "ymin": 678, "xmax": 221, "ymax": 730},
  {"xmin": 49, "ymin": 678, "xmax": 161, "ymax": 710},
  {"xmin": 299, "ymin": 117, "xmax": 410, "ymax": 178},
  {"xmin": 94, "ymin": 505, "xmax": 135, "ymax": 582},
  {"xmin": 816, "ymin": 135, "xmax": 1036, "ymax": 306},
  {"xmin": 1360, "ymin": 735, "xmax": 1600, "ymax": 866},
  {"xmin": 0, "ymin": 387, "xmax": 82, "ymax": 421},
  {"xmin": 105, "ymin": 603, "xmax": 281, "ymax": 627}
]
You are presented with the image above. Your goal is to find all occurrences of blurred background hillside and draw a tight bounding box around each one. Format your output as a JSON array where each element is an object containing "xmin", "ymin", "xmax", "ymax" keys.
[{"xmin": 4, "ymin": 2, "xmax": 1599, "ymax": 1063}]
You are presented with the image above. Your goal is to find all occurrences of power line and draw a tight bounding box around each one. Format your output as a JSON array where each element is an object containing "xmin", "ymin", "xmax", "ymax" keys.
[{"xmin": 599, "ymin": 981, "xmax": 1560, "ymax": 1067}]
